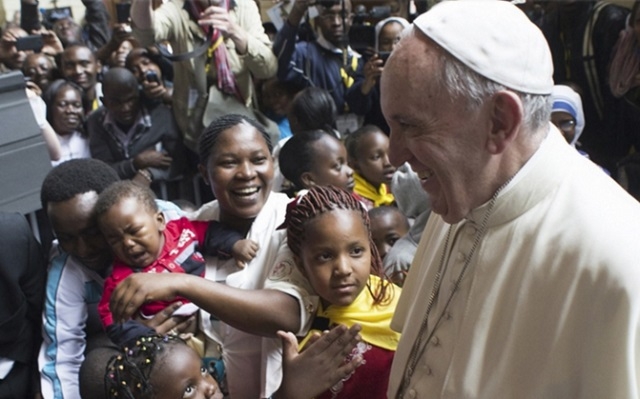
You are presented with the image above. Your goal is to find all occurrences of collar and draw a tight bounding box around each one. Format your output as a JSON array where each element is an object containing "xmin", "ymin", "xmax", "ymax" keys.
[
  {"xmin": 315, "ymin": 28, "xmax": 357, "ymax": 57},
  {"xmin": 354, "ymin": 172, "xmax": 395, "ymax": 207},
  {"xmin": 103, "ymin": 107, "xmax": 151, "ymax": 131},
  {"xmin": 467, "ymin": 124, "xmax": 575, "ymax": 228}
]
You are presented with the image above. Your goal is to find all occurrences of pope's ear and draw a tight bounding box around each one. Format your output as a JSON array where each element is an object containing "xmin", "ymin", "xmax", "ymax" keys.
[{"xmin": 486, "ymin": 90, "xmax": 523, "ymax": 154}]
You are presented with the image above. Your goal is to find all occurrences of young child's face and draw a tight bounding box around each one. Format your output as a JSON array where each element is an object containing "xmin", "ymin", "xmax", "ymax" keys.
[
  {"xmin": 305, "ymin": 135, "xmax": 355, "ymax": 191},
  {"xmin": 299, "ymin": 209, "xmax": 371, "ymax": 307},
  {"xmin": 98, "ymin": 196, "xmax": 165, "ymax": 269},
  {"xmin": 369, "ymin": 211, "xmax": 409, "ymax": 260},
  {"xmin": 151, "ymin": 343, "xmax": 223, "ymax": 399},
  {"xmin": 352, "ymin": 131, "xmax": 396, "ymax": 187}
]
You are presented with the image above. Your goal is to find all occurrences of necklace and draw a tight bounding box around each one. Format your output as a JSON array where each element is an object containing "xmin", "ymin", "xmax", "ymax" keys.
[{"xmin": 396, "ymin": 177, "xmax": 513, "ymax": 398}]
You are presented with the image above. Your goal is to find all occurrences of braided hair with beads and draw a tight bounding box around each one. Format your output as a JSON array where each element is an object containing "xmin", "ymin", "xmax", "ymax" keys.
[
  {"xmin": 285, "ymin": 185, "xmax": 391, "ymax": 305},
  {"xmin": 104, "ymin": 334, "xmax": 183, "ymax": 399}
]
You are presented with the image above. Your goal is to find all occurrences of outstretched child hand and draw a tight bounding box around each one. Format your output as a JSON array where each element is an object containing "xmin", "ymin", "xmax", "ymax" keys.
[{"xmin": 232, "ymin": 239, "xmax": 259, "ymax": 268}]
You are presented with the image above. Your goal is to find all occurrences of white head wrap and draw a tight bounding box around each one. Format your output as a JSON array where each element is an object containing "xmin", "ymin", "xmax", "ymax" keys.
[{"xmin": 551, "ymin": 85, "xmax": 586, "ymax": 147}]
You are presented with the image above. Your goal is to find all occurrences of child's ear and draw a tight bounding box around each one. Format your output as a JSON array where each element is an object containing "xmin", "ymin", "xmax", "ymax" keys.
[
  {"xmin": 348, "ymin": 158, "xmax": 361, "ymax": 174},
  {"xmin": 156, "ymin": 211, "xmax": 166, "ymax": 232},
  {"xmin": 300, "ymin": 171, "xmax": 316, "ymax": 188}
]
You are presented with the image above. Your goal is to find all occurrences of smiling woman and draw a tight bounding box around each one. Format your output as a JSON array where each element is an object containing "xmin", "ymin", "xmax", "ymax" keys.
[{"xmin": 109, "ymin": 114, "xmax": 319, "ymax": 398}]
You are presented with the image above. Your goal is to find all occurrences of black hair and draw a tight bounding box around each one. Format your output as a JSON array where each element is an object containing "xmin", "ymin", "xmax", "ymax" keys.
[
  {"xmin": 42, "ymin": 78, "xmax": 86, "ymax": 136},
  {"xmin": 105, "ymin": 334, "xmax": 184, "ymax": 399},
  {"xmin": 279, "ymin": 129, "xmax": 338, "ymax": 190},
  {"xmin": 80, "ymin": 345, "xmax": 121, "ymax": 399},
  {"xmin": 198, "ymin": 114, "xmax": 273, "ymax": 165},
  {"xmin": 368, "ymin": 205, "xmax": 410, "ymax": 230},
  {"xmin": 41, "ymin": 159, "xmax": 120, "ymax": 211},
  {"xmin": 345, "ymin": 124, "xmax": 384, "ymax": 162},
  {"xmin": 93, "ymin": 181, "xmax": 158, "ymax": 221},
  {"xmin": 288, "ymin": 87, "xmax": 338, "ymax": 135},
  {"xmin": 285, "ymin": 185, "xmax": 391, "ymax": 305},
  {"xmin": 102, "ymin": 67, "xmax": 139, "ymax": 99}
]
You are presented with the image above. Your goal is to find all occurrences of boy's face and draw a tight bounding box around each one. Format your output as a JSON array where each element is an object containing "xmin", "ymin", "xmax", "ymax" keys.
[
  {"xmin": 98, "ymin": 196, "xmax": 165, "ymax": 269},
  {"xmin": 304, "ymin": 135, "xmax": 355, "ymax": 191},
  {"xmin": 48, "ymin": 191, "xmax": 112, "ymax": 272},
  {"xmin": 351, "ymin": 131, "xmax": 396, "ymax": 187},
  {"xmin": 298, "ymin": 209, "xmax": 371, "ymax": 308},
  {"xmin": 369, "ymin": 211, "xmax": 409, "ymax": 260}
]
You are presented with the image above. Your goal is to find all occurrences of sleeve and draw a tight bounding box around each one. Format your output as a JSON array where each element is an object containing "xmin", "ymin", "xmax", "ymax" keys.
[
  {"xmin": 20, "ymin": 1, "xmax": 41, "ymax": 32},
  {"xmin": 236, "ymin": 0, "xmax": 277, "ymax": 79},
  {"xmin": 201, "ymin": 221, "xmax": 245, "ymax": 260},
  {"xmin": 264, "ymin": 235, "xmax": 318, "ymax": 336},
  {"xmin": 345, "ymin": 61, "xmax": 375, "ymax": 116},
  {"xmin": 98, "ymin": 275, "xmax": 118, "ymax": 329},
  {"xmin": 88, "ymin": 111, "xmax": 138, "ymax": 179},
  {"xmin": 82, "ymin": 0, "xmax": 112, "ymax": 50},
  {"xmin": 39, "ymin": 255, "xmax": 89, "ymax": 399},
  {"xmin": 273, "ymin": 22, "xmax": 308, "ymax": 87}
]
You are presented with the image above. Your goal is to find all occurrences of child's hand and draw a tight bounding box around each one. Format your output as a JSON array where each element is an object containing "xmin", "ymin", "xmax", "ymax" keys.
[{"xmin": 232, "ymin": 239, "xmax": 259, "ymax": 268}]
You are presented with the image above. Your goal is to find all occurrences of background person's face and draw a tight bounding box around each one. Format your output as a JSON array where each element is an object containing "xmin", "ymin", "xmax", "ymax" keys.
[
  {"xmin": 54, "ymin": 18, "xmax": 82, "ymax": 47},
  {"xmin": 62, "ymin": 47, "xmax": 98, "ymax": 90},
  {"xmin": 199, "ymin": 122, "xmax": 275, "ymax": 225},
  {"xmin": 378, "ymin": 21, "xmax": 403, "ymax": 53},
  {"xmin": 316, "ymin": 1, "xmax": 352, "ymax": 48},
  {"xmin": 51, "ymin": 86, "xmax": 84, "ymax": 135},
  {"xmin": 103, "ymin": 84, "xmax": 141, "ymax": 127},
  {"xmin": 23, "ymin": 53, "xmax": 54, "ymax": 91},
  {"xmin": 127, "ymin": 54, "xmax": 163, "ymax": 83},
  {"xmin": 551, "ymin": 111, "xmax": 577, "ymax": 144},
  {"xmin": 0, "ymin": 28, "xmax": 28, "ymax": 70}
]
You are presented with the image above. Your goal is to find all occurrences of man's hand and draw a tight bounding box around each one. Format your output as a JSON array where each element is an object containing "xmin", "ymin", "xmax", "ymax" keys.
[
  {"xmin": 198, "ymin": 3, "xmax": 248, "ymax": 54},
  {"xmin": 276, "ymin": 324, "xmax": 363, "ymax": 399},
  {"xmin": 133, "ymin": 148, "xmax": 173, "ymax": 169},
  {"xmin": 361, "ymin": 54, "xmax": 384, "ymax": 95},
  {"xmin": 287, "ymin": 0, "xmax": 310, "ymax": 27}
]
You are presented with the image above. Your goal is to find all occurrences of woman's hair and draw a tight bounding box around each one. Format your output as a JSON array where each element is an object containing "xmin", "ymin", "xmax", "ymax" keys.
[
  {"xmin": 288, "ymin": 87, "xmax": 338, "ymax": 135},
  {"xmin": 104, "ymin": 334, "xmax": 183, "ymax": 399},
  {"xmin": 432, "ymin": 40, "xmax": 551, "ymax": 132},
  {"xmin": 93, "ymin": 180, "xmax": 158, "ymax": 219},
  {"xmin": 42, "ymin": 78, "xmax": 86, "ymax": 136},
  {"xmin": 285, "ymin": 185, "xmax": 391, "ymax": 305},
  {"xmin": 344, "ymin": 124, "xmax": 382, "ymax": 162},
  {"xmin": 279, "ymin": 130, "xmax": 335, "ymax": 190},
  {"xmin": 198, "ymin": 114, "xmax": 273, "ymax": 164}
]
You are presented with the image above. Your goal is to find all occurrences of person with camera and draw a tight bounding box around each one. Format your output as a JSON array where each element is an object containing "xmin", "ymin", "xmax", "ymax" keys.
[
  {"xmin": 345, "ymin": 16, "xmax": 408, "ymax": 135},
  {"xmin": 125, "ymin": 46, "xmax": 174, "ymax": 107},
  {"xmin": 273, "ymin": 0, "xmax": 363, "ymax": 134}
]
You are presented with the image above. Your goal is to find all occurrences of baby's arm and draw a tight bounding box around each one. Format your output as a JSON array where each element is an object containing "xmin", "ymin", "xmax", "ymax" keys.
[{"xmin": 231, "ymin": 239, "xmax": 260, "ymax": 268}]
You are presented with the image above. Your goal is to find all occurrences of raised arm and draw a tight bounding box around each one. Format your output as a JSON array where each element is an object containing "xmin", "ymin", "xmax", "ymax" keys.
[{"xmin": 110, "ymin": 272, "xmax": 301, "ymax": 336}]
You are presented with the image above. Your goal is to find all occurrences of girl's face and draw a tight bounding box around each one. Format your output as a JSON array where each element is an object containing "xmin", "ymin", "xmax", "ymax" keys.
[
  {"xmin": 378, "ymin": 21, "xmax": 403, "ymax": 53},
  {"xmin": 199, "ymin": 122, "xmax": 274, "ymax": 227},
  {"xmin": 352, "ymin": 131, "xmax": 396, "ymax": 187},
  {"xmin": 299, "ymin": 209, "xmax": 371, "ymax": 308},
  {"xmin": 152, "ymin": 344, "xmax": 223, "ymax": 399},
  {"xmin": 304, "ymin": 136, "xmax": 355, "ymax": 191},
  {"xmin": 51, "ymin": 86, "xmax": 84, "ymax": 135},
  {"xmin": 98, "ymin": 196, "xmax": 166, "ymax": 269}
]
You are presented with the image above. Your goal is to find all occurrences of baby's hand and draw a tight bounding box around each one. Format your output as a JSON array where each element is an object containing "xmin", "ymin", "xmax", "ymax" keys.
[{"xmin": 232, "ymin": 239, "xmax": 259, "ymax": 268}]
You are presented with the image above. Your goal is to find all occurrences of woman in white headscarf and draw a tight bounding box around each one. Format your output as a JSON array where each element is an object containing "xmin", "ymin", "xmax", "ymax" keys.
[{"xmin": 550, "ymin": 84, "xmax": 586, "ymax": 147}]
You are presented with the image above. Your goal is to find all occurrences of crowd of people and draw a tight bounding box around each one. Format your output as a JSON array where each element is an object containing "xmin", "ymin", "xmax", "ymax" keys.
[{"xmin": 2, "ymin": 0, "xmax": 640, "ymax": 398}]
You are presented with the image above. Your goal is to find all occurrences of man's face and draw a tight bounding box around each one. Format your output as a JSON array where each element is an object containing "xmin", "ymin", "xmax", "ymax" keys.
[
  {"xmin": 381, "ymin": 33, "xmax": 489, "ymax": 224},
  {"xmin": 61, "ymin": 46, "xmax": 98, "ymax": 90},
  {"xmin": 0, "ymin": 28, "xmax": 29, "ymax": 70},
  {"xmin": 53, "ymin": 17, "xmax": 82, "ymax": 47},
  {"xmin": 315, "ymin": 0, "xmax": 352, "ymax": 48},
  {"xmin": 103, "ymin": 83, "xmax": 141, "ymax": 127},
  {"xmin": 47, "ymin": 192, "xmax": 112, "ymax": 273}
]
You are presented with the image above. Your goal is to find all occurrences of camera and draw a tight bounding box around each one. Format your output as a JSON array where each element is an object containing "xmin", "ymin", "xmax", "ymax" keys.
[
  {"xmin": 144, "ymin": 70, "xmax": 160, "ymax": 83},
  {"xmin": 16, "ymin": 35, "xmax": 43, "ymax": 52}
]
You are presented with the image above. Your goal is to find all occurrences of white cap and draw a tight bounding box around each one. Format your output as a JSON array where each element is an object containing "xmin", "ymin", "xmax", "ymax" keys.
[{"xmin": 413, "ymin": 0, "xmax": 554, "ymax": 95}]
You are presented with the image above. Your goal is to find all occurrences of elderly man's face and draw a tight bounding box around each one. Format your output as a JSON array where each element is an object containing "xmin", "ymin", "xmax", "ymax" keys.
[{"xmin": 381, "ymin": 32, "xmax": 489, "ymax": 224}]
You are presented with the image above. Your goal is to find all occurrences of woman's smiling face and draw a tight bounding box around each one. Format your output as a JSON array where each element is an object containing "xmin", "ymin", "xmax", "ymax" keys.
[{"xmin": 200, "ymin": 122, "xmax": 275, "ymax": 225}]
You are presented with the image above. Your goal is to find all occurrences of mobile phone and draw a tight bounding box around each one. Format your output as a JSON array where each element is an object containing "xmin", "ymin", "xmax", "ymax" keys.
[
  {"xmin": 15, "ymin": 35, "xmax": 43, "ymax": 52},
  {"xmin": 145, "ymin": 70, "xmax": 160, "ymax": 83},
  {"xmin": 379, "ymin": 51, "xmax": 391, "ymax": 64},
  {"xmin": 348, "ymin": 25, "xmax": 376, "ymax": 56}
]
